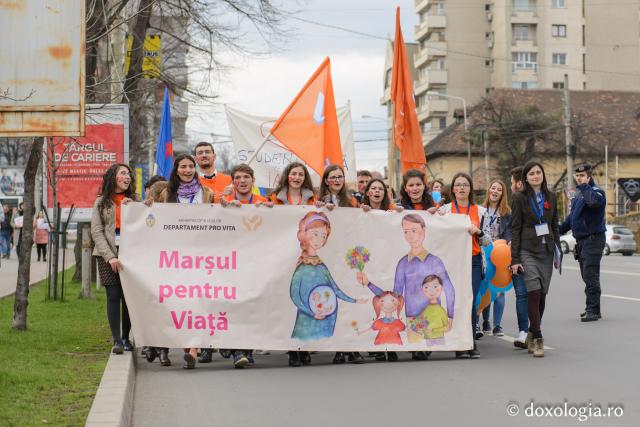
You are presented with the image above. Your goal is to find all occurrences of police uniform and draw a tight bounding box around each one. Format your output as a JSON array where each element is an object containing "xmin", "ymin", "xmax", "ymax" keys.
[{"xmin": 559, "ymin": 164, "xmax": 606, "ymax": 321}]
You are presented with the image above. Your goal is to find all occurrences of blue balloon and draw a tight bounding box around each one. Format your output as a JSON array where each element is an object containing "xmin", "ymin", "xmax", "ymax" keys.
[{"xmin": 431, "ymin": 191, "xmax": 442, "ymax": 203}]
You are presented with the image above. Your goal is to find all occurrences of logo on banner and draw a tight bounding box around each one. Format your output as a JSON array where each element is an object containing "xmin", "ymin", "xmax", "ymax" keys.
[
  {"xmin": 242, "ymin": 215, "xmax": 263, "ymax": 232},
  {"xmin": 146, "ymin": 214, "xmax": 156, "ymax": 228}
]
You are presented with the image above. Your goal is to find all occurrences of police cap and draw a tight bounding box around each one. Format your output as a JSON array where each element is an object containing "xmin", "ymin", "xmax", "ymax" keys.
[{"xmin": 574, "ymin": 164, "xmax": 592, "ymax": 173}]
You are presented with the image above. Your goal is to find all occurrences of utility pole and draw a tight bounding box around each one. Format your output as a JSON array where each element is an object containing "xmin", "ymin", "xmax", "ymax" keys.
[{"xmin": 563, "ymin": 74, "xmax": 575, "ymax": 192}]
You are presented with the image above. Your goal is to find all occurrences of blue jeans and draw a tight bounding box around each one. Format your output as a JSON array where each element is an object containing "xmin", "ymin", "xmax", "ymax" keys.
[
  {"xmin": 0, "ymin": 231, "xmax": 10, "ymax": 256},
  {"xmin": 512, "ymin": 273, "xmax": 529, "ymax": 332},
  {"xmin": 482, "ymin": 292, "xmax": 505, "ymax": 328},
  {"xmin": 471, "ymin": 254, "xmax": 483, "ymax": 340}
]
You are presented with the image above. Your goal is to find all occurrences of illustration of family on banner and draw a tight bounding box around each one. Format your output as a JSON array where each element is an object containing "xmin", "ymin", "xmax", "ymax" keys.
[{"xmin": 119, "ymin": 203, "xmax": 474, "ymax": 352}]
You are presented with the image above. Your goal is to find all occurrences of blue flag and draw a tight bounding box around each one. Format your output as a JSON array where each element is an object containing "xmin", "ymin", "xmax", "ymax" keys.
[{"xmin": 155, "ymin": 87, "xmax": 173, "ymax": 179}]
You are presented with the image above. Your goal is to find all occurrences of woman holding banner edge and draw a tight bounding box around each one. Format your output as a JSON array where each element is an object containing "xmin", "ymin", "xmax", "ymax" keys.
[{"xmin": 91, "ymin": 163, "xmax": 137, "ymax": 355}]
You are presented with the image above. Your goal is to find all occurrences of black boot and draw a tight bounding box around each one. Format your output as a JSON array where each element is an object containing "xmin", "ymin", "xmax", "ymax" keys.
[
  {"xmin": 299, "ymin": 351, "xmax": 311, "ymax": 366},
  {"xmin": 333, "ymin": 352, "xmax": 346, "ymax": 364},
  {"xmin": 198, "ymin": 348, "xmax": 213, "ymax": 363},
  {"xmin": 144, "ymin": 347, "xmax": 157, "ymax": 362},
  {"xmin": 159, "ymin": 348, "xmax": 171, "ymax": 366},
  {"xmin": 288, "ymin": 351, "xmax": 302, "ymax": 367},
  {"xmin": 348, "ymin": 352, "xmax": 365, "ymax": 364}
]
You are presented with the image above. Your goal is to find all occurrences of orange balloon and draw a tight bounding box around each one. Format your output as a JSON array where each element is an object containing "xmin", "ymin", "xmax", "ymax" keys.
[
  {"xmin": 491, "ymin": 243, "xmax": 512, "ymax": 268},
  {"xmin": 477, "ymin": 289, "xmax": 491, "ymax": 315},
  {"xmin": 493, "ymin": 239, "xmax": 507, "ymax": 247},
  {"xmin": 491, "ymin": 268, "xmax": 512, "ymax": 288}
]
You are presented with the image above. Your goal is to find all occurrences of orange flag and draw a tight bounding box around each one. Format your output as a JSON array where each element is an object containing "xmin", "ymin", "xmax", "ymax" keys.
[
  {"xmin": 270, "ymin": 57, "xmax": 343, "ymax": 176},
  {"xmin": 391, "ymin": 7, "xmax": 427, "ymax": 173}
]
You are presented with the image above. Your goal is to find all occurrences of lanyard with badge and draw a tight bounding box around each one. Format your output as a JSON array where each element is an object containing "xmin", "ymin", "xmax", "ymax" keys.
[{"xmin": 530, "ymin": 193, "xmax": 549, "ymax": 238}]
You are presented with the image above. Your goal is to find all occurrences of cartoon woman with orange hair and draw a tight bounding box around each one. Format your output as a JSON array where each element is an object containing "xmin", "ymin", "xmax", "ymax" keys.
[{"xmin": 290, "ymin": 211, "xmax": 366, "ymax": 342}]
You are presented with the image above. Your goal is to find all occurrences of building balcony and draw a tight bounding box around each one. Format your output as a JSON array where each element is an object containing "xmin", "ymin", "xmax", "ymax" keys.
[
  {"xmin": 415, "ymin": 0, "xmax": 429, "ymax": 13},
  {"xmin": 414, "ymin": 49, "xmax": 429, "ymax": 68},
  {"xmin": 428, "ymin": 69, "xmax": 448, "ymax": 84},
  {"xmin": 512, "ymin": 38, "xmax": 538, "ymax": 49},
  {"xmin": 425, "ymin": 41, "xmax": 447, "ymax": 57},
  {"xmin": 414, "ymin": 15, "xmax": 447, "ymax": 40},
  {"xmin": 511, "ymin": 11, "xmax": 538, "ymax": 24},
  {"xmin": 417, "ymin": 99, "xmax": 449, "ymax": 121},
  {"xmin": 414, "ymin": 79, "xmax": 430, "ymax": 96}
]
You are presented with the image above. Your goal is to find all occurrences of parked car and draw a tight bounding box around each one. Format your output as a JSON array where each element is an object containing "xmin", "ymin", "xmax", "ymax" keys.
[
  {"xmin": 559, "ymin": 225, "xmax": 636, "ymax": 256},
  {"xmin": 604, "ymin": 225, "xmax": 636, "ymax": 256},
  {"xmin": 559, "ymin": 231, "xmax": 576, "ymax": 254}
]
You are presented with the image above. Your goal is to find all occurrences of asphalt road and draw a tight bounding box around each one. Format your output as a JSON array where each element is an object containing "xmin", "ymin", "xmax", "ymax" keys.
[{"xmin": 132, "ymin": 255, "xmax": 639, "ymax": 427}]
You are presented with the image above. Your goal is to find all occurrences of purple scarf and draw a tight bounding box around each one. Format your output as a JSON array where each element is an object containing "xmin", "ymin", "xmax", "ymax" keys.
[{"xmin": 177, "ymin": 179, "xmax": 201, "ymax": 199}]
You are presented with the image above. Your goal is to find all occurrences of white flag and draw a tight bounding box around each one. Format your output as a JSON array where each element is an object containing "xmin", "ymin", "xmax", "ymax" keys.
[{"xmin": 225, "ymin": 103, "xmax": 357, "ymax": 189}]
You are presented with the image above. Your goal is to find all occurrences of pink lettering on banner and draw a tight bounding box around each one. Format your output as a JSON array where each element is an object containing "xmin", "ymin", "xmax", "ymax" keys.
[
  {"xmin": 158, "ymin": 284, "xmax": 237, "ymax": 304},
  {"xmin": 159, "ymin": 250, "xmax": 237, "ymax": 275},
  {"xmin": 170, "ymin": 311, "xmax": 229, "ymax": 336}
]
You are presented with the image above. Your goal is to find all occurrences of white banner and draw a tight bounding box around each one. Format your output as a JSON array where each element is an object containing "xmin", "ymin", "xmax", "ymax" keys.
[
  {"xmin": 120, "ymin": 203, "xmax": 473, "ymax": 351},
  {"xmin": 226, "ymin": 103, "xmax": 357, "ymax": 188}
]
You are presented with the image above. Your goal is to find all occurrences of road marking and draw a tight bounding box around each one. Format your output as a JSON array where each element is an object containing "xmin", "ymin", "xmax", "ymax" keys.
[
  {"xmin": 564, "ymin": 266, "xmax": 640, "ymax": 277},
  {"xmin": 603, "ymin": 294, "xmax": 640, "ymax": 302},
  {"xmin": 495, "ymin": 334, "xmax": 553, "ymax": 350}
]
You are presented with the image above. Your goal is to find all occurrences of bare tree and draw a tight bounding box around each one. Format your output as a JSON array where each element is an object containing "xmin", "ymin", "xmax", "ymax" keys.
[{"xmin": 13, "ymin": 138, "xmax": 43, "ymax": 330}]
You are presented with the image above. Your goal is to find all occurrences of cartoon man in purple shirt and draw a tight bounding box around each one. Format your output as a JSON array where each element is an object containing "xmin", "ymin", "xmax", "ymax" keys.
[{"xmin": 357, "ymin": 214, "xmax": 454, "ymax": 347}]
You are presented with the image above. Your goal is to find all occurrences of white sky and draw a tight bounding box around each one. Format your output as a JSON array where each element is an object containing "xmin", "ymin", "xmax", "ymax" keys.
[{"xmin": 186, "ymin": 0, "xmax": 417, "ymax": 174}]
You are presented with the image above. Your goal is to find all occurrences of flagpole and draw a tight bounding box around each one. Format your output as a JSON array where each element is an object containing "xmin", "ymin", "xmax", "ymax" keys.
[{"xmin": 245, "ymin": 132, "xmax": 272, "ymax": 166}]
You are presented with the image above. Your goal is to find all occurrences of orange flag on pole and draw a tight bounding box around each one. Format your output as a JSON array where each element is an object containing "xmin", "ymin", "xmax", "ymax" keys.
[
  {"xmin": 270, "ymin": 57, "xmax": 343, "ymax": 176},
  {"xmin": 391, "ymin": 7, "xmax": 427, "ymax": 173}
]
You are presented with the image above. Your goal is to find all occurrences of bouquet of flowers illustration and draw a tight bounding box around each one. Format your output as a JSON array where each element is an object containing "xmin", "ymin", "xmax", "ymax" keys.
[{"xmin": 345, "ymin": 246, "xmax": 371, "ymax": 272}]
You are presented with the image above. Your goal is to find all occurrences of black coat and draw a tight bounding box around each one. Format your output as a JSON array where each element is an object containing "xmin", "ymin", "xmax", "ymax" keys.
[{"xmin": 510, "ymin": 190, "xmax": 560, "ymax": 265}]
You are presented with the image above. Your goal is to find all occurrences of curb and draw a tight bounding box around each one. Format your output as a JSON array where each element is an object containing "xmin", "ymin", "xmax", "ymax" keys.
[{"xmin": 85, "ymin": 350, "xmax": 136, "ymax": 426}]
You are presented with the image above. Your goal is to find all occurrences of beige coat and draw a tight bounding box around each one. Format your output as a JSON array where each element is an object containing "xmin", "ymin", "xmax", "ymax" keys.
[
  {"xmin": 91, "ymin": 194, "xmax": 139, "ymax": 262},
  {"xmin": 91, "ymin": 196, "xmax": 118, "ymax": 262}
]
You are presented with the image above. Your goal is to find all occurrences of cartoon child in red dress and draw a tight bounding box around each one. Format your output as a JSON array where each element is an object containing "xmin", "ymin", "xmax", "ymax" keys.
[{"xmin": 358, "ymin": 291, "xmax": 405, "ymax": 345}]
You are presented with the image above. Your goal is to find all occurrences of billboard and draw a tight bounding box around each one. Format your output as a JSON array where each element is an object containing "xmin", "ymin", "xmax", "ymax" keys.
[
  {"xmin": 0, "ymin": 167, "xmax": 25, "ymax": 197},
  {"xmin": 45, "ymin": 105, "xmax": 129, "ymax": 221},
  {"xmin": 0, "ymin": 0, "xmax": 85, "ymax": 137}
]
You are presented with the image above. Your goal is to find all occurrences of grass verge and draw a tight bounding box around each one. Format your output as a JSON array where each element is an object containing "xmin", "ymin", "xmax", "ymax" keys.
[{"xmin": 0, "ymin": 267, "xmax": 111, "ymax": 426}]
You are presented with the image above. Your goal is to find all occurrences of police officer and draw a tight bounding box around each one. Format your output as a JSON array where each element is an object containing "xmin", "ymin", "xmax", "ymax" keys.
[{"xmin": 559, "ymin": 164, "xmax": 606, "ymax": 322}]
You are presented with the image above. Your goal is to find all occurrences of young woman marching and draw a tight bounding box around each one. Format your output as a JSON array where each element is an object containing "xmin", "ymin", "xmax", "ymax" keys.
[
  {"xmin": 360, "ymin": 178, "xmax": 402, "ymax": 362},
  {"xmin": 317, "ymin": 164, "xmax": 364, "ymax": 365},
  {"xmin": 269, "ymin": 162, "xmax": 315, "ymax": 366},
  {"xmin": 438, "ymin": 172, "xmax": 485, "ymax": 359},
  {"xmin": 91, "ymin": 164, "xmax": 137, "ymax": 354},
  {"xmin": 158, "ymin": 154, "xmax": 215, "ymax": 369},
  {"xmin": 270, "ymin": 162, "xmax": 316, "ymax": 206},
  {"xmin": 478, "ymin": 180, "xmax": 512, "ymax": 338},
  {"xmin": 360, "ymin": 178, "xmax": 400, "ymax": 212},
  {"xmin": 318, "ymin": 164, "xmax": 359, "ymax": 208},
  {"xmin": 510, "ymin": 161, "xmax": 559, "ymax": 358},
  {"xmin": 399, "ymin": 169, "xmax": 435, "ymax": 212}
]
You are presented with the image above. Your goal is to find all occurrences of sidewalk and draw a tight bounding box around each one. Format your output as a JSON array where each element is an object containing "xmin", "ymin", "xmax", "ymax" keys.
[{"xmin": 0, "ymin": 247, "xmax": 76, "ymax": 298}]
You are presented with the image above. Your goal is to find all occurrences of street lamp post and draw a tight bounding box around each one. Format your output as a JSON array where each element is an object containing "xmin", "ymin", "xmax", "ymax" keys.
[{"xmin": 426, "ymin": 91, "xmax": 471, "ymax": 177}]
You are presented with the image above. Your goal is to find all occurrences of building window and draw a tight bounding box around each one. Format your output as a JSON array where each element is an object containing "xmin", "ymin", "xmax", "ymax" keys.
[
  {"xmin": 552, "ymin": 81, "xmax": 564, "ymax": 89},
  {"xmin": 552, "ymin": 24, "xmax": 567, "ymax": 37},
  {"xmin": 513, "ymin": 24, "xmax": 531, "ymax": 40},
  {"xmin": 438, "ymin": 117, "xmax": 447, "ymax": 129},
  {"xmin": 432, "ymin": 59, "xmax": 446, "ymax": 70},
  {"xmin": 512, "ymin": 52, "xmax": 538, "ymax": 71},
  {"xmin": 512, "ymin": 81, "xmax": 538, "ymax": 89},
  {"xmin": 552, "ymin": 0, "xmax": 565, "ymax": 8},
  {"xmin": 433, "ymin": 2, "xmax": 445, "ymax": 15},
  {"xmin": 422, "ymin": 121, "xmax": 431, "ymax": 134},
  {"xmin": 513, "ymin": 0, "xmax": 531, "ymax": 11},
  {"xmin": 552, "ymin": 53, "xmax": 567, "ymax": 65}
]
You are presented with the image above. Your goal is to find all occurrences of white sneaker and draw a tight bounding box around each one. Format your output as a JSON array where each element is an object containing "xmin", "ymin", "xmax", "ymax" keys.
[{"xmin": 514, "ymin": 330, "xmax": 527, "ymax": 344}]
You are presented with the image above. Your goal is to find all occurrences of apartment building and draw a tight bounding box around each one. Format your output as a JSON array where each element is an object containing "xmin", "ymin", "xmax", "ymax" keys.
[{"xmin": 411, "ymin": 0, "xmax": 640, "ymax": 144}]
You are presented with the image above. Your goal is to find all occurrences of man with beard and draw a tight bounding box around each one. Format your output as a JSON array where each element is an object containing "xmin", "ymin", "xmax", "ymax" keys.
[{"xmin": 194, "ymin": 142, "xmax": 232, "ymax": 202}]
